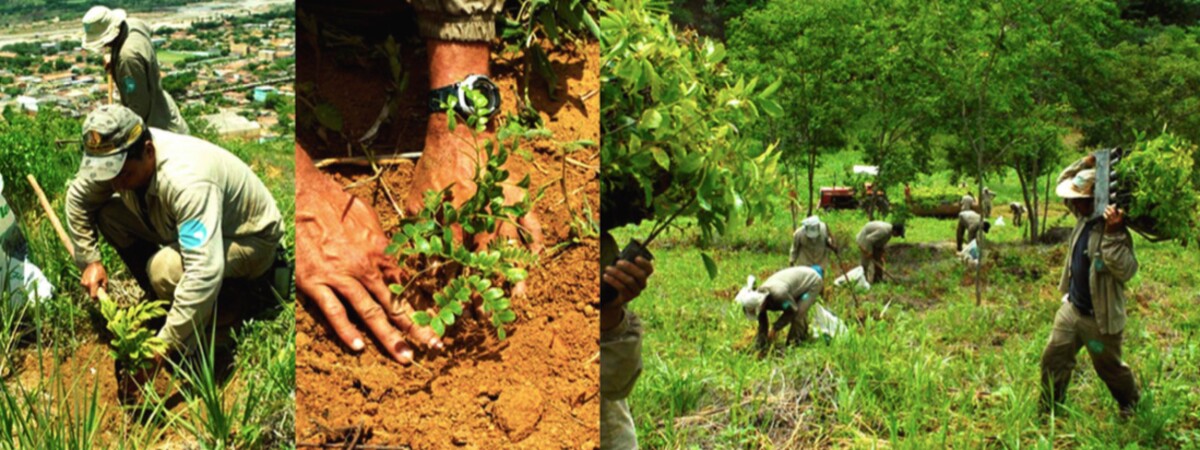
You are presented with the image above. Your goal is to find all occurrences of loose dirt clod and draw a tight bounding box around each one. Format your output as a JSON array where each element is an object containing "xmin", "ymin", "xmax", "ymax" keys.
[{"xmin": 492, "ymin": 384, "xmax": 545, "ymax": 442}]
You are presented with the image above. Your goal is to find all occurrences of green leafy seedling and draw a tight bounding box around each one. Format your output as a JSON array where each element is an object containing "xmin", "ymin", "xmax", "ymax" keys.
[
  {"xmin": 388, "ymin": 88, "xmax": 540, "ymax": 342},
  {"xmin": 98, "ymin": 291, "xmax": 169, "ymax": 374}
]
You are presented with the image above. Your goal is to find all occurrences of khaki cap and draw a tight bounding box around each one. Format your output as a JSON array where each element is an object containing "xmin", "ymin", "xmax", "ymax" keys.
[{"xmin": 78, "ymin": 105, "xmax": 145, "ymax": 182}]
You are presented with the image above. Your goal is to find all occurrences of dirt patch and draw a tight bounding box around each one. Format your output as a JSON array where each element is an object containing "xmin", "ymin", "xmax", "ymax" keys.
[{"xmin": 294, "ymin": 15, "xmax": 600, "ymax": 449}]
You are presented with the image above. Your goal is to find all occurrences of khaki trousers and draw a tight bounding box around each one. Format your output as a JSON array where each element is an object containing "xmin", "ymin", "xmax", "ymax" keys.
[{"xmin": 1039, "ymin": 302, "xmax": 1140, "ymax": 411}]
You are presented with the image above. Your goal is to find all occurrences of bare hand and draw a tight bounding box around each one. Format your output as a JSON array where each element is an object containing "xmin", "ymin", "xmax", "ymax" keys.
[
  {"xmin": 81, "ymin": 262, "xmax": 108, "ymax": 300},
  {"xmin": 296, "ymin": 145, "xmax": 441, "ymax": 364},
  {"xmin": 404, "ymin": 116, "xmax": 545, "ymax": 255},
  {"xmin": 1104, "ymin": 205, "xmax": 1125, "ymax": 229},
  {"xmin": 602, "ymin": 256, "xmax": 655, "ymax": 307}
]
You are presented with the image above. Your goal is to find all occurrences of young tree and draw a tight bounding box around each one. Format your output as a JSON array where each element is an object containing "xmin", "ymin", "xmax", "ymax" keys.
[{"xmin": 726, "ymin": 0, "xmax": 858, "ymax": 216}]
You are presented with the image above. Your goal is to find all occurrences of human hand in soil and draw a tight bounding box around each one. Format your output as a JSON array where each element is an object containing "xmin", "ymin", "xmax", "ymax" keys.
[
  {"xmin": 296, "ymin": 145, "xmax": 443, "ymax": 364},
  {"xmin": 404, "ymin": 115, "xmax": 546, "ymax": 253},
  {"xmin": 81, "ymin": 261, "xmax": 108, "ymax": 300}
]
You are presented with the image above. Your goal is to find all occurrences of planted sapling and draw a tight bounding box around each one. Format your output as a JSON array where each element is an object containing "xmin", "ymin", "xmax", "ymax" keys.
[{"xmin": 387, "ymin": 88, "xmax": 541, "ymax": 342}]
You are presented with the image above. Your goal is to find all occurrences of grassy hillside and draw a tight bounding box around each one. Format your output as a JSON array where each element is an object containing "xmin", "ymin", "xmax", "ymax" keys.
[{"xmin": 613, "ymin": 151, "xmax": 1200, "ymax": 448}]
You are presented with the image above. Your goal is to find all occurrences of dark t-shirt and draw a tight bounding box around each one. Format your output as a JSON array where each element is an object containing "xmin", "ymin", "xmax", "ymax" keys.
[{"xmin": 1069, "ymin": 220, "xmax": 1098, "ymax": 315}]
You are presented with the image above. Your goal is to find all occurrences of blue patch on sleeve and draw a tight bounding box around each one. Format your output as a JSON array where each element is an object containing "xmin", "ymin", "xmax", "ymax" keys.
[
  {"xmin": 123, "ymin": 76, "xmax": 136, "ymax": 93},
  {"xmin": 179, "ymin": 219, "xmax": 208, "ymax": 250}
]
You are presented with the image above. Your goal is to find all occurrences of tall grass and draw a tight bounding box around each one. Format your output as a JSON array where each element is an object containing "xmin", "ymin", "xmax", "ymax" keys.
[{"xmin": 616, "ymin": 154, "xmax": 1200, "ymax": 448}]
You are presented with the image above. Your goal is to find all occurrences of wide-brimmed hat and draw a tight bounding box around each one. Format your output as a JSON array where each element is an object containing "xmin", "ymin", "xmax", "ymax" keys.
[
  {"xmin": 81, "ymin": 6, "xmax": 126, "ymax": 52},
  {"xmin": 78, "ymin": 105, "xmax": 144, "ymax": 182},
  {"xmin": 1056, "ymin": 169, "xmax": 1096, "ymax": 199},
  {"xmin": 802, "ymin": 216, "xmax": 822, "ymax": 238}
]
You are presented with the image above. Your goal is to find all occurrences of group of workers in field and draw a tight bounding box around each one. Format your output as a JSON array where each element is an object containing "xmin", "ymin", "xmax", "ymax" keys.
[{"xmin": 601, "ymin": 154, "xmax": 1141, "ymax": 449}]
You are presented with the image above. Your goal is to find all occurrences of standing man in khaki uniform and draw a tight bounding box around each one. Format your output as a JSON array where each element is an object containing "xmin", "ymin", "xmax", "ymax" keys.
[
  {"xmin": 67, "ymin": 105, "xmax": 285, "ymax": 367},
  {"xmin": 82, "ymin": 6, "xmax": 189, "ymax": 135},
  {"xmin": 789, "ymin": 215, "xmax": 837, "ymax": 269},
  {"xmin": 856, "ymin": 220, "xmax": 904, "ymax": 283},
  {"xmin": 956, "ymin": 209, "xmax": 991, "ymax": 252},
  {"xmin": 1039, "ymin": 155, "xmax": 1140, "ymax": 418},
  {"xmin": 980, "ymin": 187, "xmax": 995, "ymax": 218}
]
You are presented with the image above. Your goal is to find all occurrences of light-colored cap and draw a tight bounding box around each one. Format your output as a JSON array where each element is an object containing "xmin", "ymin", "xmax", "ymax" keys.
[
  {"xmin": 735, "ymin": 275, "xmax": 766, "ymax": 321},
  {"xmin": 81, "ymin": 6, "xmax": 127, "ymax": 52},
  {"xmin": 78, "ymin": 105, "xmax": 144, "ymax": 182},
  {"xmin": 1056, "ymin": 169, "xmax": 1096, "ymax": 199},
  {"xmin": 802, "ymin": 215, "xmax": 822, "ymax": 238}
]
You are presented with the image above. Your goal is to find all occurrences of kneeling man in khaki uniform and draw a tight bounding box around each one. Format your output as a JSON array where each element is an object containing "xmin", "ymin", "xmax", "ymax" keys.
[{"xmin": 67, "ymin": 105, "xmax": 286, "ymax": 361}]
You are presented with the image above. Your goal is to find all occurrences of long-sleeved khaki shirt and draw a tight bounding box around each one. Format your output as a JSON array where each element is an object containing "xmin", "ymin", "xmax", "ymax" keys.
[
  {"xmin": 1056, "ymin": 157, "xmax": 1138, "ymax": 335},
  {"xmin": 856, "ymin": 221, "xmax": 893, "ymax": 252},
  {"xmin": 789, "ymin": 222, "xmax": 835, "ymax": 269},
  {"xmin": 66, "ymin": 129, "xmax": 282, "ymax": 349},
  {"xmin": 759, "ymin": 267, "xmax": 824, "ymax": 305},
  {"xmin": 111, "ymin": 19, "xmax": 188, "ymax": 135},
  {"xmin": 961, "ymin": 194, "xmax": 976, "ymax": 212}
]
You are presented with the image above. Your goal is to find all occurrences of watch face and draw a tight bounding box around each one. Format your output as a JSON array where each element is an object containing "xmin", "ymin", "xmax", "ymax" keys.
[{"xmin": 460, "ymin": 76, "xmax": 501, "ymax": 116}]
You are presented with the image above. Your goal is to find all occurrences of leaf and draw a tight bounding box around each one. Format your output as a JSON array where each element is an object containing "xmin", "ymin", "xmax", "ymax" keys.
[
  {"xmin": 503, "ymin": 268, "xmax": 527, "ymax": 282},
  {"xmin": 314, "ymin": 103, "xmax": 343, "ymax": 132},
  {"xmin": 430, "ymin": 317, "xmax": 446, "ymax": 337},
  {"xmin": 497, "ymin": 309, "xmax": 517, "ymax": 323},
  {"xmin": 482, "ymin": 288, "xmax": 505, "ymax": 303},
  {"xmin": 438, "ymin": 307, "xmax": 456, "ymax": 326},
  {"xmin": 650, "ymin": 146, "xmax": 670, "ymax": 169},
  {"xmin": 759, "ymin": 98, "xmax": 783, "ymax": 118},
  {"xmin": 701, "ymin": 252, "xmax": 719, "ymax": 280},
  {"xmin": 412, "ymin": 311, "xmax": 432, "ymax": 326},
  {"xmin": 389, "ymin": 284, "xmax": 404, "ymax": 295},
  {"xmin": 640, "ymin": 109, "xmax": 663, "ymax": 129}
]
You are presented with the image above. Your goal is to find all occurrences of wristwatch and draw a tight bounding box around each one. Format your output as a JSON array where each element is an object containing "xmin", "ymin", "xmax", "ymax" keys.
[{"xmin": 429, "ymin": 74, "xmax": 501, "ymax": 117}]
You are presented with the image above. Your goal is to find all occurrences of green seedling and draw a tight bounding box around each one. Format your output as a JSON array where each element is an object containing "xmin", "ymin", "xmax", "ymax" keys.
[
  {"xmin": 387, "ymin": 90, "xmax": 541, "ymax": 341},
  {"xmin": 98, "ymin": 291, "xmax": 168, "ymax": 374}
]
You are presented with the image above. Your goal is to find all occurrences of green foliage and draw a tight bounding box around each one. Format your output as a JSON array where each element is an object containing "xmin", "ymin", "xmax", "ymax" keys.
[
  {"xmin": 387, "ymin": 95, "xmax": 538, "ymax": 342},
  {"xmin": 600, "ymin": 0, "xmax": 780, "ymax": 240},
  {"xmin": 906, "ymin": 184, "xmax": 964, "ymax": 210},
  {"xmin": 500, "ymin": 0, "xmax": 600, "ymax": 103},
  {"xmin": 98, "ymin": 293, "xmax": 168, "ymax": 374},
  {"xmin": 1120, "ymin": 133, "xmax": 1200, "ymax": 242}
]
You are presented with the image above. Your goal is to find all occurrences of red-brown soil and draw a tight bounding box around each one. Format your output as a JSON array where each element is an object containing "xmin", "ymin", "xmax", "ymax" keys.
[{"xmin": 294, "ymin": 11, "xmax": 600, "ymax": 449}]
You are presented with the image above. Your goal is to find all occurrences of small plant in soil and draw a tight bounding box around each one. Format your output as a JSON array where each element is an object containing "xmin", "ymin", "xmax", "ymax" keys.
[
  {"xmin": 387, "ymin": 90, "xmax": 540, "ymax": 341},
  {"xmin": 98, "ymin": 290, "xmax": 167, "ymax": 402}
]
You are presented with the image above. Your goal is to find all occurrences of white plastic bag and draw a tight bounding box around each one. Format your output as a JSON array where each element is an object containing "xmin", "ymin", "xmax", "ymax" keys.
[
  {"xmin": 812, "ymin": 304, "xmax": 847, "ymax": 338},
  {"xmin": 0, "ymin": 173, "xmax": 53, "ymax": 308},
  {"xmin": 995, "ymin": 216, "xmax": 1006, "ymax": 227},
  {"xmin": 959, "ymin": 239, "xmax": 980, "ymax": 268},
  {"xmin": 834, "ymin": 266, "xmax": 870, "ymax": 291}
]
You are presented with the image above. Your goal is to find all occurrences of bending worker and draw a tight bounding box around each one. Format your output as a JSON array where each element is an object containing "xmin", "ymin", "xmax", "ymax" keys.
[
  {"xmin": 856, "ymin": 220, "xmax": 904, "ymax": 283},
  {"xmin": 956, "ymin": 209, "xmax": 992, "ymax": 252},
  {"xmin": 67, "ymin": 105, "xmax": 286, "ymax": 369},
  {"xmin": 736, "ymin": 265, "xmax": 825, "ymax": 350}
]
